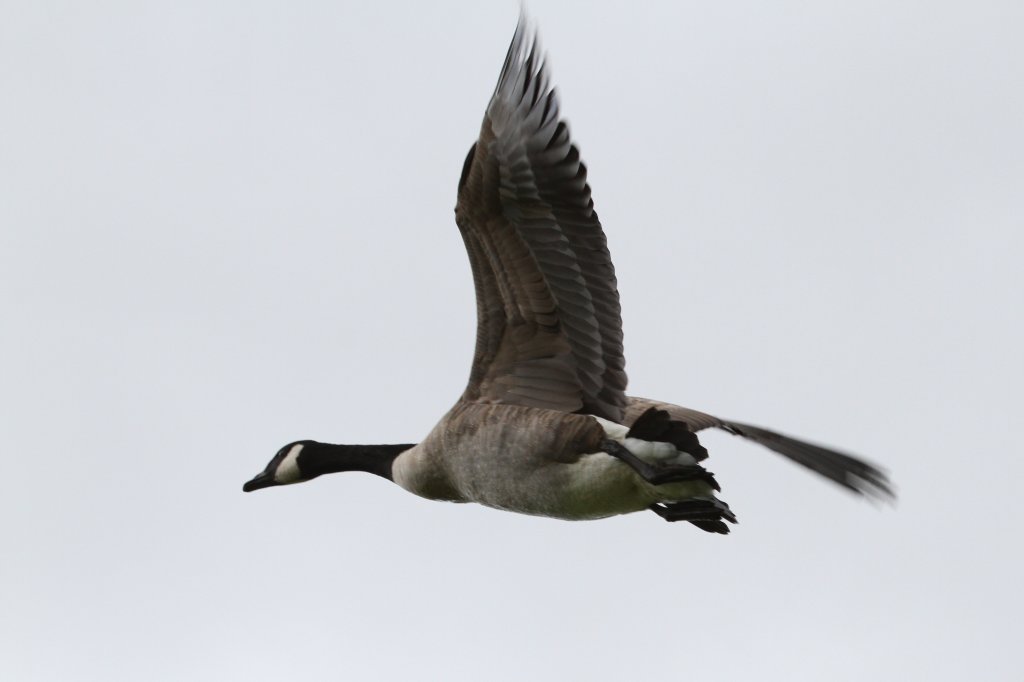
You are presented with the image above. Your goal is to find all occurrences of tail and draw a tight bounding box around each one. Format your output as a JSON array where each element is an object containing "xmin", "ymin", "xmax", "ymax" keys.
[{"xmin": 626, "ymin": 407, "xmax": 708, "ymax": 460}]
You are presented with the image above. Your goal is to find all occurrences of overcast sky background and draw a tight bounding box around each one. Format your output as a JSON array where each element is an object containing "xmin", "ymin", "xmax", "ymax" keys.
[{"xmin": 2, "ymin": 1, "xmax": 1022, "ymax": 680}]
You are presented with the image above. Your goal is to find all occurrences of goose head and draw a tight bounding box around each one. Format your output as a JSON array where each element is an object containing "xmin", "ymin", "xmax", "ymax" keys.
[
  {"xmin": 243, "ymin": 441, "xmax": 416, "ymax": 492},
  {"xmin": 243, "ymin": 441, "xmax": 314, "ymax": 492}
]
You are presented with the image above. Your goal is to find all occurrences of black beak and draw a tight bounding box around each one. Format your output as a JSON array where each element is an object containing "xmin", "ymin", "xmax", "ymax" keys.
[{"xmin": 242, "ymin": 471, "xmax": 276, "ymax": 492}]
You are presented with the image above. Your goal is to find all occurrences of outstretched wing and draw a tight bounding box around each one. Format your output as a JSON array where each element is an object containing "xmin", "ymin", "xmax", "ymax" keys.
[
  {"xmin": 455, "ymin": 17, "xmax": 627, "ymax": 421},
  {"xmin": 625, "ymin": 397, "xmax": 895, "ymax": 500}
]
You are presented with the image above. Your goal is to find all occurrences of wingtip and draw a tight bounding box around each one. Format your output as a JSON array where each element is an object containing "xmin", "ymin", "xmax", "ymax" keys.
[
  {"xmin": 516, "ymin": 2, "xmax": 533, "ymax": 36},
  {"xmin": 495, "ymin": 5, "xmax": 543, "ymax": 97},
  {"xmin": 851, "ymin": 468, "xmax": 898, "ymax": 505}
]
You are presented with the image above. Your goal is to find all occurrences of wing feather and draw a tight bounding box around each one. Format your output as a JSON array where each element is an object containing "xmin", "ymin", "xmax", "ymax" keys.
[
  {"xmin": 455, "ymin": 17, "xmax": 627, "ymax": 420},
  {"xmin": 625, "ymin": 397, "xmax": 895, "ymax": 500}
]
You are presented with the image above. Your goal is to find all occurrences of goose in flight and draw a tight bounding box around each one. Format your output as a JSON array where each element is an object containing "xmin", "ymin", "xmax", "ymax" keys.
[{"xmin": 242, "ymin": 18, "xmax": 893, "ymax": 533}]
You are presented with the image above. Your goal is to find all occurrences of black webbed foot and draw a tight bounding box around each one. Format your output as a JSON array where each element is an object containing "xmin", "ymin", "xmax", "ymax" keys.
[{"xmin": 649, "ymin": 499, "xmax": 738, "ymax": 534}]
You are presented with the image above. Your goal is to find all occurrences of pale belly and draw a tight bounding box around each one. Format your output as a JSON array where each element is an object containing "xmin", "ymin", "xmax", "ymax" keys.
[
  {"xmin": 395, "ymin": 446, "xmax": 718, "ymax": 521},
  {"xmin": 480, "ymin": 451, "xmax": 717, "ymax": 521},
  {"xmin": 391, "ymin": 407, "xmax": 721, "ymax": 521}
]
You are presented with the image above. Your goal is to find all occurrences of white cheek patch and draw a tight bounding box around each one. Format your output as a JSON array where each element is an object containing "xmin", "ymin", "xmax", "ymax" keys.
[{"xmin": 274, "ymin": 444, "xmax": 304, "ymax": 484}]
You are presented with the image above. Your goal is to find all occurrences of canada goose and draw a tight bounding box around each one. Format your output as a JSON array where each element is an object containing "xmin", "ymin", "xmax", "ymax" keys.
[{"xmin": 243, "ymin": 17, "xmax": 893, "ymax": 533}]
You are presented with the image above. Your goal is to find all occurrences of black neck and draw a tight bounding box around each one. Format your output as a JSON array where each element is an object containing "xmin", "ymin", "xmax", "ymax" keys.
[{"xmin": 301, "ymin": 442, "xmax": 415, "ymax": 481}]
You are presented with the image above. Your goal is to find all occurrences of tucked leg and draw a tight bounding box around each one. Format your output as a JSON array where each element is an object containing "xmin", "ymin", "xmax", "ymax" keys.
[{"xmin": 600, "ymin": 439, "xmax": 720, "ymax": 490}]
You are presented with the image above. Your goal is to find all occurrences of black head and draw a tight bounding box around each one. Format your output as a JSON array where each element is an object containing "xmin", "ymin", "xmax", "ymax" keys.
[{"xmin": 242, "ymin": 440, "xmax": 317, "ymax": 492}]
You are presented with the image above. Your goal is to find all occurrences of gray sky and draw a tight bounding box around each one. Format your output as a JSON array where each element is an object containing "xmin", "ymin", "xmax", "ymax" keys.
[{"xmin": 3, "ymin": 1, "xmax": 1022, "ymax": 680}]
